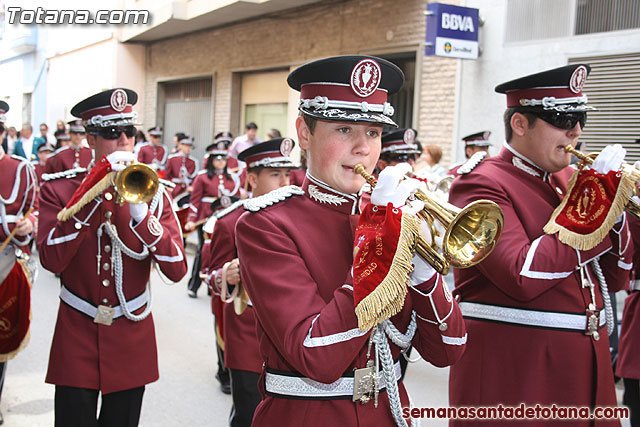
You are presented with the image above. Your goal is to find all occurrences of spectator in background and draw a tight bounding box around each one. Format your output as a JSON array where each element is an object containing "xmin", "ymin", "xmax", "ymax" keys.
[
  {"xmin": 39, "ymin": 123, "xmax": 55, "ymax": 145},
  {"xmin": 266, "ymin": 128, "xmax": 281, "ymax": 139},
  {"xmin": 228, "ymin": 122, "xmax": 261, "ymax": 159},
  {"xmin": 3, "ymin": 126, "xmax": 18, "ymax": 154},
  {"xmin": 14, "ymin": 124, "xmax": 41, "ymax": 161},
  {"xmin": 415, "ymin": 144, "xmax": 447, "ymax": 182},
  {"xmin": 55, "ymin": 120, "xmax": 66, "ymax": 133}
]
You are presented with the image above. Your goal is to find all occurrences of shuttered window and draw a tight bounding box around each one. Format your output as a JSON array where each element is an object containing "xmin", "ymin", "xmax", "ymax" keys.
[{"xmin": 568, "ymin": 53, "xmax": 640, "ymax": 161}]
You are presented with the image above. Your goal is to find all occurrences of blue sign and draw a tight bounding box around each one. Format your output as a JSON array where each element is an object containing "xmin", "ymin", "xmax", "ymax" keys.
[{"xmin": 425, "ymin": 3, "xmax": 479, "ymax": 59}]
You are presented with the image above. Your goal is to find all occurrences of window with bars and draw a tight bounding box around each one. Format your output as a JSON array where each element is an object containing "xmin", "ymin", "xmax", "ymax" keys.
[
  {"xmin": 568, "ymin": 53, "xmax": 640, "ymax": 161},
  {"xmin": 505, "ymin": 0, "xmax": 640, "ymax": 43},
  {"xmin": 575, "ymin": 0, "xmax": 640, "ymax": 35}
]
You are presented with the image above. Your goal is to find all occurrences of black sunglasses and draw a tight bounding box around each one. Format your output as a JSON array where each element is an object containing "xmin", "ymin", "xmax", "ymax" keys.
[
  {"xmin": 93, "ymin": 126, "xmax": 136, "ymax": 140},
  {"xmin": 70, "ymin": 130, "xmax": 86, "ymax": 135},
  {"xmin": 533, "ymin": 111, "xmax": 587, "ymax": 130}
]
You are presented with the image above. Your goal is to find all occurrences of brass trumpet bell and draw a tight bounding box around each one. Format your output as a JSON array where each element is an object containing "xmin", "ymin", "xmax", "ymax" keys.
[
  {"xmin": 354, "ymin": 164, "xmax": 504, "ymax": 274},
  {"xmin": 440, "ymin": 200, "xmax": 503, "ymax": 269},
  {"xmin": 114, "ymin": 163, "xmax": 160, "ymax": 205}
]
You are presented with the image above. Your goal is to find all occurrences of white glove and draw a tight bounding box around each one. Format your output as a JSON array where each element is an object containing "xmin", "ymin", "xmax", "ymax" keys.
[
  {"xmin": 129, "ymin": 202, "xmax": 148, "ymax": 223},
  {"xmin": 106, "ymin": 150, "xmax": 136, "ymax": 172},
  {"xmin": 371, "ymin": 163, "xmax": 425, "ymax": 208},
  {"xmin": 409, "ymin": 252, "xmax": 436, "ymax": 287},
  {"xmin": 592, "ymin": 144, "xmax": 626, "ymax": 174}
]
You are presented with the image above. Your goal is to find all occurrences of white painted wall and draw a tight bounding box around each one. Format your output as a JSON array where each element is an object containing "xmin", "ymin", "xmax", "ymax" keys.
[{"xmin": 454, "ymin": 0, "xmax": 640, "ymax": 163}]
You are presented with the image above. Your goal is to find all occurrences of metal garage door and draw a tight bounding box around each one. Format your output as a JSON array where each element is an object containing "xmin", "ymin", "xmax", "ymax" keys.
[{"xmin": 163, "ymin": 78, "xmax": 213, "ymax": 162}]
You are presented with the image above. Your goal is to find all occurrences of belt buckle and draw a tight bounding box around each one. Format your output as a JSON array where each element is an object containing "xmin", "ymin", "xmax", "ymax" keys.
[
  {"xmin": 585, "ymin": 309, "xmax": 600, "ymax": 341},
  {"xmin": 94, "ymin": 305, "xmax": 115, "ymax": 326},
  {"xmin": 353, "ymin": 360, "xmax": 379, "ymax": 406}
]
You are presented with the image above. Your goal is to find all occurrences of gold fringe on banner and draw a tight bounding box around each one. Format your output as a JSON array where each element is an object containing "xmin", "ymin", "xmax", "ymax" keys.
[
  {"xmin": 544, "ymin": 172, "xmax": 635, "ymax": 251},
  {"xmin": 57, "ymin": 172, "xmax": 115, "ymax": 222},
  {"xmin": 355, "ymin": 213, "xmax": 421, "ymax": 331}
]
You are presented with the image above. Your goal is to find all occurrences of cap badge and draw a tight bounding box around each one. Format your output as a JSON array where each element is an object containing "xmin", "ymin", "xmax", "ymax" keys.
[
  {"xmin": 110, "ymin": 89, "xmax": 128, "ymax": 112},
  {"xmin": 350, "ymin": 59, "xmax": 381, "ymax": 98},
  {"xmin": 403, "ymin": 129, "xmax": 415, "ymax": 144},
  {"xmin": 280, "ymin": 138, "xmax": 293, "ymax": 157},
  {"xmin": 220, "ymin": 196, "xmax": 231, "ymax": 208},
  {"xmin": 569, "ymin": 66, "xmax": 588, "ymax": 94}
]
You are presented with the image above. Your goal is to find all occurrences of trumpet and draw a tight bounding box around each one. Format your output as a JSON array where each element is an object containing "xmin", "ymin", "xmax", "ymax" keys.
[
  {"xmin": 354, "ymin": 164, "xmax": 504, "ymax": 275},
  {"xmin": 564, "ymin": 144, "xmax": 640, "ymax": 219},
  {"xmin": 113, "ymin": 163, "xmax": 160, "ymax": 205}
]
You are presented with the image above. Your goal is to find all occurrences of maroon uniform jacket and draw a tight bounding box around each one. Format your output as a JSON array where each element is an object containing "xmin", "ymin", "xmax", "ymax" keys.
[
  {"xmin": 44, "ymin": 145, "xmax": 93, "ymax": 174},
  {"xmin": 1, "ymin": 155, "xmax": 38, "ymax": 249},
  {"xmin": 164, "ymin": 153, "xmax": 198, "ymax": 198},
  {"xmin": 34, "ymin": 162, "xmax": 45, "ymax": 187},
  {"xmin": 236, "ymin": 176, "xmax": 466, "ymax": 426},
  {"xmin": 616, "ymin": 215, "xmax": 640, "ymax": 380},
  {"xmin": 288, "ymin": 168, "xmax": 306, "ymax": 187},
  {"xmin": 37, "ymin": 174, "xmax": 187, "ymax": 394},
  {"xmin": 448, "ymin": 144, "xmax": 632, "ymax": 425},
  {"xmin": 188, "ymin": 170, "xmax": 240, "ymax": 222},
  {"xmin": 137, "ymin": 143, "xmax": 168, "ymax": 170},
  {"xmin": 205, "ymin": 202, "xmax": 262, "ymax": 373}
]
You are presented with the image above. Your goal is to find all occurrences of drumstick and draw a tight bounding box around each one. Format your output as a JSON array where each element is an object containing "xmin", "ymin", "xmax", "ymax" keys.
[{"xmin": 0, "ymin": 207, "xmax": 35, "ymax": 253}]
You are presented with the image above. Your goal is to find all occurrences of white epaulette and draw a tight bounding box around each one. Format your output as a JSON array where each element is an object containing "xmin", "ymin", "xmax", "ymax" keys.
[
  {"xmin": 215, "ymin": 199, "xmax": 246, "ymax": 220},
  {"xmin": 458, "ymin": 151, "xmax": 487, "ymax": 175},
  {"xmin": 10, "ymin": 154, "xmax": 31, "ymax": 165},
  {"xmin": 50, "ymin": 146, "xmax": 70, "ymax": 157},
  {"xmin": 42, "ymin": 167, "xmax": 88, "ymax": 182},
  {"xmin": 167, "ymin": 153, "xmax": 182, "ymax": 160},
  {"xmin": 197, "ymin": 169, "xmax": 208, "ymax": 175},
  {"xmin": 244, "ymin": 185, "xmax": 305, "ymax": 212}
]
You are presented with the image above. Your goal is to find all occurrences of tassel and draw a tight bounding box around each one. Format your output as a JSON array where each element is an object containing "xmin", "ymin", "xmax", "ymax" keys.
[
  {"xmin": 356, "ymin": 214, "xmax": 421, "ymax": 331},
  {"xmin": 57, "ymin": 172, "xmax": 115, "ymax": 222}
]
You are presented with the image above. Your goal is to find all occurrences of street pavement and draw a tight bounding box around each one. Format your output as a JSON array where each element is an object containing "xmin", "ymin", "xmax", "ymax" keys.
[{"xmin": 0, "ymin": 250, "xmax": 629, "ymax": 426}]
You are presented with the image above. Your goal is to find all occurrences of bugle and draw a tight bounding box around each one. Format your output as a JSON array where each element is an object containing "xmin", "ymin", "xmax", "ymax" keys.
[
  {"xmin": 113, "ymin": 163, "xmax": 160, "ymax": 205},
  {"xmin": 564, "ymin": 144, "xmax": 640, "ymax": 219},
  {"xmin": 353, "ymin": 164, "xmax": 504, "ymax": 275}
]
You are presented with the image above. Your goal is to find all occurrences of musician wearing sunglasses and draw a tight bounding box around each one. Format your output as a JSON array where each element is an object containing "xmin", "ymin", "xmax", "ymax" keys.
[
  {"xmin": 0, "ymin": 100, "xmax": 38, "ymax": 426},
  {"xmin": 235, "ymin": 56, "xmax": 466, "ymax": 426},
  {"xmin": 448, "ymin": 64, "xmax": 633, "ymax": 422},
  {"xmin": 44, "ymin": 119, "xmax": 92, "ymax": 174},
  {"xmin": 137, "ymin": 126, "xmax": 167, "ymax": 172},
  {"xmin": 37, "ymin": 88, "xmax": 187, "ymax": 426}
]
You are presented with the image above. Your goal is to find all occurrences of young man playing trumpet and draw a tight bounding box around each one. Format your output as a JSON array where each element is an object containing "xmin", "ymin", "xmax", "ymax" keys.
[
  {"xmin": 38, "ymin": 89, "xmax": 187, "ymax": 427},
  {"xmin": 235, "ymin": 55, "xmax": 466, "ymax": 426},
  {"xmin": 448, "ymin": 65, "xmax": 633, "ymax": 424}
]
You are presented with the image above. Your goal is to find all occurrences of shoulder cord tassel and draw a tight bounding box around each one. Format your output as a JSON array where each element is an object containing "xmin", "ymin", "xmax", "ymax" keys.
[
  {"xmin": 590, "ymin": 257, "xmax": 614, "ymax": 336},
  {"xmin": 374, "ymin": 314, "xmax": 418, "ymax": 427}
]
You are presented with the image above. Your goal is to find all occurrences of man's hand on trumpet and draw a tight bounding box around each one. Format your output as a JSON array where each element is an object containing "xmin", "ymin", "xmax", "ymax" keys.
[
  {"xmin": 106, "ymin": 150, "xmax": 149, "ymax": 223},
  {"xmin": 370, "ymin": 163, "xmax": 426, "ymax": 208},
  {"xmin": 592, "ymin": 144, "xmax": 626, "ymax": 175},
  {"xmin": 369, "ymin": 163, "xmax": 437, "ymax": 284},
  {"xmin": 106, "ymin": 150, "xmax": 136, "ymax": 172}
]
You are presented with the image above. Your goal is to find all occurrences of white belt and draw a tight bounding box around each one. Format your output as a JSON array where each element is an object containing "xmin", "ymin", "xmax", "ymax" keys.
[
  {"xmin": 60, "ymin": 285, "xmax": 150, "ymax": 320},
  {"xmin": 265, "ymin": 361, "xmax": 401, "ymax": 399},
  {"xmin": 459, "ymin": 302, "xmax": 606, "ymax": 331},
  {"xmin": 201, "ymin": 197, "xmax": 217, "ymax": 203}
]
